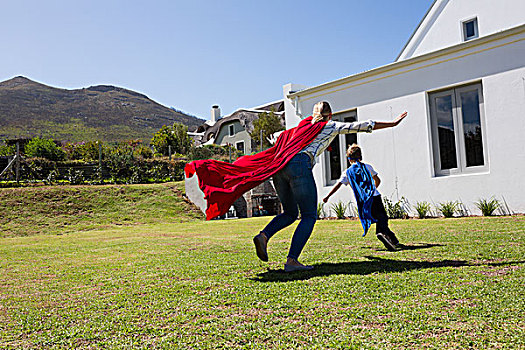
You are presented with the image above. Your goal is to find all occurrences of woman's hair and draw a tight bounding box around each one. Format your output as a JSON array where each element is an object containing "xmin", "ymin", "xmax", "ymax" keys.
[
  {"xmin": 311, "ymin": 101, "xmax": 332, "ymax": 124},
  {"xmin": 347, "ymin": 143, "xmax": 362, "ymax": 160}
]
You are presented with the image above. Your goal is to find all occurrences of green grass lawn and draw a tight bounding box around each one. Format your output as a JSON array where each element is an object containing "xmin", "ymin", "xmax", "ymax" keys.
[
  {"xmin": 0, "ymin": 182, "xmax": 202, "ymax": 237},
  {"xmin": 0, "ymin": 184, "xmax": 524, "ymax": 349}
]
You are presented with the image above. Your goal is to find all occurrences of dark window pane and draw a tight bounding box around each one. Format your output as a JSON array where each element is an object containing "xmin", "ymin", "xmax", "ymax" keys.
[
  {"xmin": 435, "ymin": 95, "xmax": 457, "ymax": 169},
  {"xmin": 236, "ymin": 142, "xmax": 244, "ymax": 152},
  {"xmin": 460, "ymin": 90, "xmax": 484, "ymax": 167},
  {"xmin": 328, "ymin": 136, "xmax": 341, "ymax": 180},
  {"xmin": 344, "ymin": 115, "xmax": 357, "ymax": 156},
  {"xmin": 465, "ymin": 21, "xmax": 475, "ymax": 37}
]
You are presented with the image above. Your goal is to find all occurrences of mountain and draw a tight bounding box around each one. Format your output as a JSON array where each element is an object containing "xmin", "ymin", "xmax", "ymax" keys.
[{"xmin": 0, "ymin": 76, "xmax": 205, "ymax": 142}]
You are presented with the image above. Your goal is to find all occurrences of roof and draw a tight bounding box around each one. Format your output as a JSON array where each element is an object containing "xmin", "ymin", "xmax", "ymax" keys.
[
  {"xmin": 287, "ymin": 23, "xmax": 525, "ymax": 101},
  {"xmin": 202, "ymin": 108, "xmax": 284, "ymax": 143},
  {"xmin": 396, "ymin": 0, "xmax": 440, "ymax": 61}
]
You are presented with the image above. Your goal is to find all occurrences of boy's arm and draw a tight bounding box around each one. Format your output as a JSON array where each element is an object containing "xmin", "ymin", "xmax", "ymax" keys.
[
  {"xmin": 323, "ymin": 182, "xmax": 343, "ymax": 203},
  {"xmin": 373, "ymin": 175, "xmax": 381, "ymax": 188}
]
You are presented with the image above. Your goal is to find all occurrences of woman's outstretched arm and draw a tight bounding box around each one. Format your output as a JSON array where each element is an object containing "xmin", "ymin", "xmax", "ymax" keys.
[{"xmin": 373, "ymin": 111, "xmax": 408, "ymax": 130}]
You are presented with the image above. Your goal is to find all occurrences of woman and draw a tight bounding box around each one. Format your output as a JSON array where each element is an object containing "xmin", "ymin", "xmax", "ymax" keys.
[{"xmin": 253, "ymin": 101, "xmax": 407, "ymax": 272}]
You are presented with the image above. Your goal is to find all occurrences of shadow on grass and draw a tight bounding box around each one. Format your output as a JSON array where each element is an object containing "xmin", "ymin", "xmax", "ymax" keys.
[
  {"xmin": 373, "ymin": 243, "xmax": 444, "ymax": 252},
  {"xmin": 252, "ymin": 256, "xmax": 525, "ymax": 282}
]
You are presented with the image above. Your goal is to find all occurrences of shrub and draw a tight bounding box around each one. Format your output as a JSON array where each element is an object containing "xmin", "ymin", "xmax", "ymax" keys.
[
  {"xmin": 105, "ymin": 145, "xmax": 135, "ymax": 183},
  {"xmin": 331, "ymin": 201, "xmax": 347, "ymax": 219},
  {"xmin": 475, "ymin": 198, "xmax": 501, "ymax": 216},
  {"xmin": 151, "ymin": 123, "xmax": 193, "ymax": 156},
  {"xmin": 414, "ymin": 201, "xmax": 432, "ymax": 219},
  {"xmin": 134, "ymin": 144, "xmax": 154, "ymax": 159},
  {"xmin": 25, "ymin": 137, "xmax": 65, "ymax": 161},
  {"xmin": 383, "ymin": 196, "xmax": 409, "ymax": 219},
  {"xmin": 63, "ymin": 141, "xmax": 105, "ymax": 161},
  {"xmin": 24, "ymin": 158, "xmax": 58, "ymax": 181},
  {"xmin": 0, "ymin": 143, "xmax": 15, "ymax": 156},
  {"xmin": 438, "ymin": 201, "xmax": 458, "ymax": 218},
  {"xmin": 189, "ymin": 144, "xmax": 243, "ymax": 162},
  {"xmin": 67, "ymin": 168, "xmax": 85, "ymax": 185}
]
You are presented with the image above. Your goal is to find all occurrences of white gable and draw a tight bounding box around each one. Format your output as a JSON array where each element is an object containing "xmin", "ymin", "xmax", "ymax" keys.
[{"xmin": 397, "ymin": 0, "xmax": 525, "ymax": 61}]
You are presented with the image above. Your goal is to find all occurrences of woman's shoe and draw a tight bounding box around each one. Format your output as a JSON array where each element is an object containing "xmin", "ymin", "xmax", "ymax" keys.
[
  {"xmin": 284, "ymin": 264, "xmax": 313, "ymax": 272},
  {"xmin": 284, "ymin": 259, "xmax": 314, "ymax": 272},
  {"xmin": 253, "ymin": 232, "xmax": 268, "ymax": 262}
]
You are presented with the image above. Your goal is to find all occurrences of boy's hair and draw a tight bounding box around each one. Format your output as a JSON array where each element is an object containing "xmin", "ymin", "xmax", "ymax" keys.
[{"xmin": 347, "ymin": 143, "xmax": 362, "ymax": 160}]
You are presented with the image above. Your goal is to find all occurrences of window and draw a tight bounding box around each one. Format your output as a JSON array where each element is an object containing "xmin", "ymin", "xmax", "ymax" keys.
[
  {"xmin": 235, "ymin": 141, "xmax": 245, "ymax": 154},
  {"xmin": 228, "ymin": 124, "xmax": 234, "ymax": 136},
  {"xmin": 324, "ymin": 110, "xmax": 358, "ymax": 185},
  {"xmin": 462, "ymin": 18, "xmax": 478, "ymax": 41},
  {"xmin": 429, "ymin": 83, "xmax": 487, "ymax": 176}
]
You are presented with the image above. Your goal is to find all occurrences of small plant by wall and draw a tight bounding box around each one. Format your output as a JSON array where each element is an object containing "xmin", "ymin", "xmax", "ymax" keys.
[
  {"xmin": 414, "ymin": 201, "xmax": 432, "ymax": 219},
  {"xmin": 383, "ymin": 196, "xmax": 409, "ymax": 219},
  {"xmin": 331, "ymin": 201, "xmax": 348, "ymax": 219},
  {"xmin": 475, "ymin": 198, "xmax": 501, "ymax": 216},
  {"xmin": 437, "ymin": 201, "xmax": 458, "ymax": 218}
]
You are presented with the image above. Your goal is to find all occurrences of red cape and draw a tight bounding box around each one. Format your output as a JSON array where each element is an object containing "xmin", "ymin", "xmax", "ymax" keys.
[{"xmin": 185, "ymin": 116, "xmax": 327, "ymax": 220}]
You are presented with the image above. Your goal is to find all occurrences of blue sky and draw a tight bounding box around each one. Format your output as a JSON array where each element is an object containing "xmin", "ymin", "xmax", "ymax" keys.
[{"xmin": 0, "ymin": 0, "xmax": 434, "ymax": 120}]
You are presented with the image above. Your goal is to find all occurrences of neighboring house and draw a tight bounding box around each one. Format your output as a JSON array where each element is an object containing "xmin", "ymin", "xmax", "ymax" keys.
[
  {"xmin": 284, "ymin": 0, "xmax": 525, "ymax": 214},
  {"xmin": 185, "ymin": 101, "xmax": 285, "ymax": 218},
  {"xmin": 194, "ymin": 101, "xmax": 285, "ymax": 154}
]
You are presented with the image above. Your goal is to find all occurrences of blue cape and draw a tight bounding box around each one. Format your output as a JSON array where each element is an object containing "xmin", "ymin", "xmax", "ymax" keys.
[{"xmin": 346, "ymin": 162, "xmax": 377, "ymax": 236}]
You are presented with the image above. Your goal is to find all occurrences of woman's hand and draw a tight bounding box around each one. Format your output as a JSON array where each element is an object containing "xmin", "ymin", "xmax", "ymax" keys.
[{"xmin": 393, "ymin": 111, "xmax": 408, "ymax": 126}]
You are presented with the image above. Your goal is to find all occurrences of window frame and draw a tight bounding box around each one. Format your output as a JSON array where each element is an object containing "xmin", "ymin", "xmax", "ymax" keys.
[
  {"xmin": 228, "ymin": 124, "xmax": 235, "ymax": 137},
  {"xmin": 428, "ymin": 82, "xmax": 488, "ymax": 177},
  {"xmin": 235, "ymin": 141, "xmax": 245, "ymax": 154},
  {"xmin": 461, "ymin": 17, "xmax": 479, "ymax": 41},
  {"xmin": 323, "ymin": 109, "xmax": 358, "ymax": 186}
]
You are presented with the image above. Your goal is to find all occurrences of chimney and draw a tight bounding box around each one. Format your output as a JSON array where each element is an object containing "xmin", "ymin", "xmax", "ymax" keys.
[{"xmin": 211, "ymin": 105, "xmax": 221, "ymax": 122}]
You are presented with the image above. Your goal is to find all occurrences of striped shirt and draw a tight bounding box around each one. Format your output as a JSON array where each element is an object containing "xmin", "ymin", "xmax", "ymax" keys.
[{"xmin": 300, "ymin": 119, "xmax": 375, "ymax": 164}]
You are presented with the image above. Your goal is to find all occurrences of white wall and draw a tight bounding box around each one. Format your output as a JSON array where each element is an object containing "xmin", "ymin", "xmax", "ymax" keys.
[
  {"xmin": 215, "ymin": 120, "xmax": 251, "ymax": 154},
  {"xmin": 286, "ymin": 27, "xmax": 525, "ymax": 215},
  {"xmin": 399, "ymin": 0, "xmax": 525, "ymax": 60},
  {"xmin": 283, "ymin": 83, "xmax": 307, "ymax": 128}
]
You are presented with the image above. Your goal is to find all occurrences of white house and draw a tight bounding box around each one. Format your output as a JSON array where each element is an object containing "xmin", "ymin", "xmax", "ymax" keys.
[{"xmin": 284, "ymin": 0, "xmax": 525, "ymax": 215}]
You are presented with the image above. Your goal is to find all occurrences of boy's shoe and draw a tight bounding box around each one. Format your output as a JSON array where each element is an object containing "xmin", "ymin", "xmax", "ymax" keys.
[
  {"xmin": 377, "ymin": 233, "xmax": 397, "ymax": 251},
  {"xmin": 253, "ymin": 232, "xmax": 268, "ymax": 262},
  {"xmin": 395, "ymin": 243, "xmax": 406, "ymax": 250}
]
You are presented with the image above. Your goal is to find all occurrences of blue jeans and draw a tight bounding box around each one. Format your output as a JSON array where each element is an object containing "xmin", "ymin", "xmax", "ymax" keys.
[{"xmin": 261, "ymin": 153, "xmax": 317, "ymax": 260}]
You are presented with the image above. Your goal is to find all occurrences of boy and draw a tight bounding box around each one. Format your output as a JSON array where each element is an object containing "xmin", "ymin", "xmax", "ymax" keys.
[{"xmin": 323, "ymin": 144, "xmax": 402, "ymax": 251}]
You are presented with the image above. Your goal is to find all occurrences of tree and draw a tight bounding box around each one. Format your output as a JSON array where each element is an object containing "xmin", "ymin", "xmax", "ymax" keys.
[
  {"xmin": 25, "ymin": 137, "xmax": 66, "ymax": 161},
  {"xmin": 151, "ymin": 122, "xmax": 193, "ymax": 156},
  {"xmin": 250, "ymin": 110, "xmax": 284, "ymax": 150}
]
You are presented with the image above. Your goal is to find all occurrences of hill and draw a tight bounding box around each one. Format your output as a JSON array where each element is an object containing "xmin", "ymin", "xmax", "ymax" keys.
[{"xmin": 0, "ymin": 76, "xmax": 205, "ymax": 142}]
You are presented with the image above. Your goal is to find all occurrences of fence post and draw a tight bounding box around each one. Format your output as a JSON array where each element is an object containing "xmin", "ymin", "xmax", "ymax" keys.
[
  {"xmin": 15, "ymin": 141, "xmax": 20, "ymax": 183},
  {"xmin": 169, "ymin": 145, "xmax": 172, "ymax": 161},
  {"xmin": 260, "ymin": 129, "xmax": 263, "ymax": 152},
  {"xmin": 98, "ymin": 142, "xmax": 102, "ymax": 167}
]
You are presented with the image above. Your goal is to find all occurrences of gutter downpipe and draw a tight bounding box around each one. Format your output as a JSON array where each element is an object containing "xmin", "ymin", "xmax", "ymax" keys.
[{"xmin": 294, "ymin": 96, "xmax": 302, "ymax": 118}]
